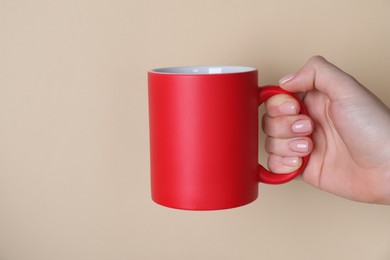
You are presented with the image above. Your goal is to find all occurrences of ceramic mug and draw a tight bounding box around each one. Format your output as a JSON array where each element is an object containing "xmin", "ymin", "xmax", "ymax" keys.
[{"xmin": 148, "ymin": 66, "xmax": 310, "ymax": 210}]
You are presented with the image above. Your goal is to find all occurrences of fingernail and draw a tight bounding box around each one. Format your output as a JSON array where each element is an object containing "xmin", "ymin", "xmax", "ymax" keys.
[
  {"xmin": 289, "ymin": 139, "xmax": 309, "ymax": 153},
  {"xmin": 279, "ymin": 102, "xmax": 298, "ymax": 115},
  {"xmin": 292, "ymin": 119, "xmax": 312, "ymax": 133},
  {"xmin": 279, "ymin": 73, "xmax": 296, "ymax": 85},
  {"xmin": 282, "ymin": 157, "xmax": 300, "ymax": 167}
]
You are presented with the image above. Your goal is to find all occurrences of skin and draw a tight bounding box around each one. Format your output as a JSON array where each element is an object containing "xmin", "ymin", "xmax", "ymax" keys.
[{"xmin": 263, "ymin": 56, "xmax": 390, "ymax": 204}]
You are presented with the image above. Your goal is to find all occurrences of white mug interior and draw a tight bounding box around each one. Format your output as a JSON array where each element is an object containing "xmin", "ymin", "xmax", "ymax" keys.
[{"xmin": 150, "ymin": 66, "xmax": 256, "ymax": 75}]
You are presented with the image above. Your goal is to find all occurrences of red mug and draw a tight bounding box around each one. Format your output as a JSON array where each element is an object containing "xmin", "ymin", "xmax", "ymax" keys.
[{"xmin": 148, "ymin": 66, "xmax": 310, "ymax": 210}]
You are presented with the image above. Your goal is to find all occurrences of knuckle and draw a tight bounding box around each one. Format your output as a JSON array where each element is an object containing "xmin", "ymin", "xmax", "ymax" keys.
[{"xmin": 309, "ymin": 55, "xmax": 327, "ymax": 64}]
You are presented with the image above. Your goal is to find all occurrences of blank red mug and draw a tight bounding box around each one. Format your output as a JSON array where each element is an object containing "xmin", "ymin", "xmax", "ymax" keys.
[{"xmin": 148, "ymin": 66, "xmax": 310, "ymax": 210}]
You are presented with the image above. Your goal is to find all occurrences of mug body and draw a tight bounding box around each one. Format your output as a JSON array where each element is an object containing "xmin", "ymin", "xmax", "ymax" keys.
[{"xmin": 148, "ymin": 66, "xmax": 259, "ymax": 210}]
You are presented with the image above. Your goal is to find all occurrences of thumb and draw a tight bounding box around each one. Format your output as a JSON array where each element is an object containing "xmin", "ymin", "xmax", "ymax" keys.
[{"xmin": 278, "ymin": 56, "xmax": 360, "ymax": 101}]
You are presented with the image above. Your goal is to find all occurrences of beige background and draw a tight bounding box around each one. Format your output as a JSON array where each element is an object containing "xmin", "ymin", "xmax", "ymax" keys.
[{"xmin": 1, "ymin": 0, "xmax": 390, "ymax": 259}]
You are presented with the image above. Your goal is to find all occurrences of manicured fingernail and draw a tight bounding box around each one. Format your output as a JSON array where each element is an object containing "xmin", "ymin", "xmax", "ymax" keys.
[
  {"xmin": 292, "ymin": 119, "xmax": 312, "ymax": 133},
  {"xmin": 279, "ymin": 73, "xmax": 296, "ymax": 85},
  {"xmin": 279, "ymin": 102, "xmax": 298, "ymax": 115},
  {"xmin": 289, "ymin": 139, "xmax": 309, "ymax": 153},
  {"xmin": 282, "ymin": 157, "xmax": 300, "ymax": 167}
]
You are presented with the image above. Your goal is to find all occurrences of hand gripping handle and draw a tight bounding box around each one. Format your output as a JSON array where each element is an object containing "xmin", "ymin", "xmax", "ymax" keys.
[{"xmin": 258, "ymin": 86, "xmax": 311, "ymax": 184}]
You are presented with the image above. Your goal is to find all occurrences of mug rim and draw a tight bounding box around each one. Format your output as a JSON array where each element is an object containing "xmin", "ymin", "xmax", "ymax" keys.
[{"xmin": 149, "ymin": 66, "xmax": 257, "ymax": 75}]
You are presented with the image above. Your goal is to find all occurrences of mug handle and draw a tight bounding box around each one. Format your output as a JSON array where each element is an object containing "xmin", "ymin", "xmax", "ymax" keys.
[{"xmin": 258, "ymin": 86, "xmax": 311, "ymax": 184}]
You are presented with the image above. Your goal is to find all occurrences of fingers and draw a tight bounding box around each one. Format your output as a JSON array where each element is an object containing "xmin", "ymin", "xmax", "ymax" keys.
[
  {"xmin": 267, "ymin": 155, "xmax": 302, "ymax": 174},
  {"xmin": 262, "ymin": 114, "xmax": 313, "ymax": 138},
  {"xmin": 263, "ymin": 93, "xmax": 312, "ymax": 138},
  {"xmin": 263, "ymin": 94, "xmax": 313, "ymax": 173},
  {"xmin": 265, "ymin": 136, "xmax": 312, "ymax": 157},
  {"xmin": 263, "ymin": 94, "xmax": 301, "ymax": 117}
]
